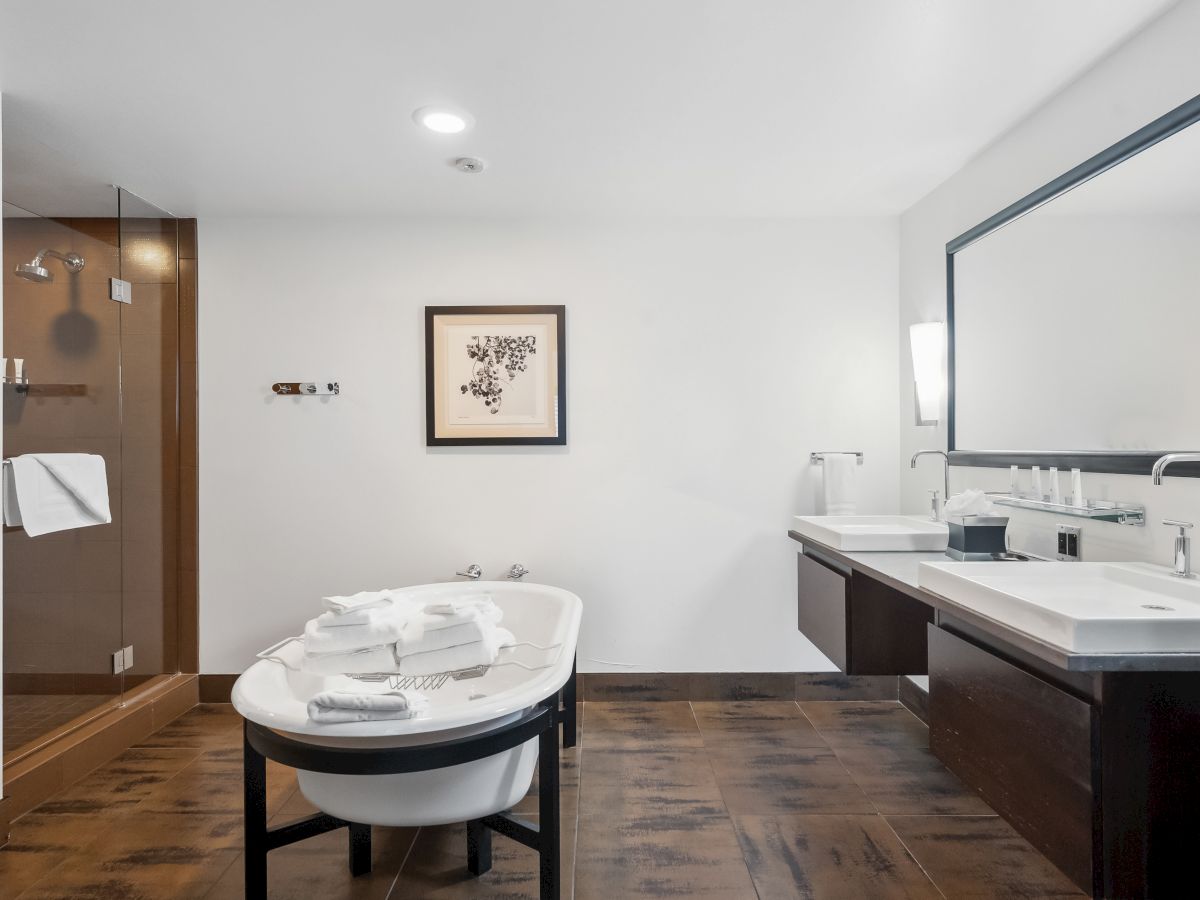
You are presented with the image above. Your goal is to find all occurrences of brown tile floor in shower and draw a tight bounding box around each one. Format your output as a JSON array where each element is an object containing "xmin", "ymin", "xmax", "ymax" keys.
[
  {"xmin": 2, "ymin": 694, "xmax": 115, "ymax": 756},
  {"xmin": 0, "ymin": 700, "xmax": 1086, "ymax": 899}
]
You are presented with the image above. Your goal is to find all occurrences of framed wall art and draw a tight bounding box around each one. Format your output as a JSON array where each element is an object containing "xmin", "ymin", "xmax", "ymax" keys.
[{"xmin": 425, "ymin": 305, "xmax": 566, "ymax": 446}]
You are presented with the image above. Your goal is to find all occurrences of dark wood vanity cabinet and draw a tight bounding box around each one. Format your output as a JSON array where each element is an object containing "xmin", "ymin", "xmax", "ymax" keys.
[
  {"xmin": 929, "ymin": 621, "xmax": 1200, "ymax": 899},
  {"xmin": 796, "ymin": 549, "xmax": 933, "ymax": 675},
  {"xmin": 928, "ymin": 626, "xmax": 1096, "ymax": 892}
]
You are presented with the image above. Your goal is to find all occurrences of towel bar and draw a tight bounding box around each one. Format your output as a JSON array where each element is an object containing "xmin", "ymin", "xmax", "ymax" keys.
[{"xmin": 810, "ymin": 451, "xmax": 864, "ymax": 465}]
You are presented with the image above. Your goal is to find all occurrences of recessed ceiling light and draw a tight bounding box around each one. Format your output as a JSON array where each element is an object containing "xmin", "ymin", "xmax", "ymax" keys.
[{"xmin": 413, "ymin": 106, "xmax": 472, "ymax": 134}]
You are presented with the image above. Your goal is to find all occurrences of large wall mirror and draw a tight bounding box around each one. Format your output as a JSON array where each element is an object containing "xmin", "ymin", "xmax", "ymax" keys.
[{"xmin": 947, "ymin": 92, "xmax": 1200, "ymax": 476}]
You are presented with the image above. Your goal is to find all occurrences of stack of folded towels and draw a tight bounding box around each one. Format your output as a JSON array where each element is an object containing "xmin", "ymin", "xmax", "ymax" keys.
[{"xmin": 300, "ymin": 589, "xmax": 513, "ymax": 679}]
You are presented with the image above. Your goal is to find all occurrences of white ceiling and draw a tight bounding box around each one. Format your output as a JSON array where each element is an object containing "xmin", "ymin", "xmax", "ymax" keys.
[{"xmin": 0, "ymin": 0, "xmax": 1177, "ymax": 218}]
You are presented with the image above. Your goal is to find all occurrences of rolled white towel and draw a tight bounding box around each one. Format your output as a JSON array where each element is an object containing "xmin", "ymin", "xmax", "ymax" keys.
[
  {"xmin": 322, "ymin": 590, "xmax": 394, "ymax": 617},
  {"xmin": 305, "ymin": 610, "xmax": 410, "ymax": 655},
  {"xmin": 396, "ymin": 627, "xmax": 514, "ymax": 676},
  {"xmin": 307, "ymin": 689, "xmax": 429, "ymax": 724},
  {"xmin": 300, "ymin": 645, "xmax": 398, "ymax": 676}
]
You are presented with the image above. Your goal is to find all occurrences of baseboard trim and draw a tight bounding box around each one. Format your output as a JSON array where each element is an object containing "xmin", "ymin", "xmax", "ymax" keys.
[
  {"xmin": 199, "ymin": 671, "xmax": 899, "ymax": 704},
  {"xmin": 899, "ymin": 675, "xmax": 929, "ymax": 724},
  {"xmin": 1, "ymin": 673, "xmax": 198, "ymax": 842}
]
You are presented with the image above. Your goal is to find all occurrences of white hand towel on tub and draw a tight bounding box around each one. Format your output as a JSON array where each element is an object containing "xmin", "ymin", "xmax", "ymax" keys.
[
  {"xmin": 313, "ymin": 596, "xmax": 419, "ymax": 630},
  {"xmin": 422, "ymin": 597, "xmax": 503, "ymax": 629},
  {"xmin": 307, "ymin": 689, "xmax": 429, "ymax": 724},
  {"xmin": 396, "ymin": 627, "xmax": 514, "ymax": 676},
  {"xmin": 4, "ymin": 453, "xmax": 111, "ymax": 537},
  {"xmin": 304, "ymin": 608, "xmax": 411, "ymax": 655},
  {"xmin": 394, "ymin": 618, "xmax": 493, "ymax": 657},
  {"xmin": 821, "ymin": 452, "xmax": 858, "ymax": 516},
  {"xmin": 301, "ymin": 645, "xmax": 398, "ymax": 676},
  {"xmin": 322, "ymin": 590, "xmax": 395, "ymax": 618}
]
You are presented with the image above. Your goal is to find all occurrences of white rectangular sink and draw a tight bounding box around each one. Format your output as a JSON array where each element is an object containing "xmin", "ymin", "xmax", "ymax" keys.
[
  {"xmin": 918, "ymin": 561, "xmax": 1200, "ymax": 653},
  {"xmin": 792, "ymin": 515, "xmax": 948, "ymax": 552}
]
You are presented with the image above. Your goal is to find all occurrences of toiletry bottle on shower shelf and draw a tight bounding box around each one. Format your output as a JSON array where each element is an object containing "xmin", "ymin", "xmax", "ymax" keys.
[
  {"xmin": 1071, "ymin": 468, "xmax": 1085, "ymax": 508},
  {"xmin": 1048, "ymin": 467, "xmax": 1062, "ymax": 505},
  {"xmin": 1031, "ymin": 466, "xmax": 1044, "ymax": 502},
  {"xmin": 1010, "ymin": 465, "xmax": 1020, "ymax": 497}
]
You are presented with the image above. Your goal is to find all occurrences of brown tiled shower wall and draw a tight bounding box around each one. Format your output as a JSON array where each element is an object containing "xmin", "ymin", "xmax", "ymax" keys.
[{"xmin": 2, "ymin": 215, "xmax": 199, "ymax": 693}]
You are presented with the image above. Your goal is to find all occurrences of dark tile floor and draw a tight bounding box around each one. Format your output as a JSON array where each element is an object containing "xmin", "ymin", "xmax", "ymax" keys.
[
  {"xmin": 3, "ymin": 694, "xmax": 113, "ymax": 755},
  {"xmin": 0, "ymin": 700, "xmax": 1087, "ymax": 899}
]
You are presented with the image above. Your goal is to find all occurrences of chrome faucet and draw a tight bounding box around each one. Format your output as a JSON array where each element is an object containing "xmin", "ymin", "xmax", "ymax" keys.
[
  {"xmin": 507, "ymin": 563, "xmax": 530, "ymax": 580},
  {"xmin": 1163, "ymin": 520, "xmax": 1194, "ymax": 578},
  {"xmin": 456, "ymin": 564, "xmax": 482, "ymax": 580},
  {"xmin": 911, "ymin": 450, "xmax": 950, "ymax": 521},
  {"xmin": 1151, "ymin": 452, "xmax": 1200, "ymax": 484}
]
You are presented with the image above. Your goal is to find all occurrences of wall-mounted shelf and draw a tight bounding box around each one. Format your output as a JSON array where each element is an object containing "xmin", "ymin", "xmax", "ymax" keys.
[
  {"xmin": 5, "ymin": 383, "xmax": 87, "ymax": 397},
  {"xmin": 810, "ymin": 451, "xmax": 864, "ymax": 465},
  {"xmin": 992, "ymin": 494, "xmax": 1145, "ymax": 526}
]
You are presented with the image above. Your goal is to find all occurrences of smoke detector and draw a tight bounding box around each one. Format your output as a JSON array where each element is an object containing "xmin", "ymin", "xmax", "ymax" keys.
[{"xmin": 455, "ymin": 157, "xmax": 486, "ymax": 174}]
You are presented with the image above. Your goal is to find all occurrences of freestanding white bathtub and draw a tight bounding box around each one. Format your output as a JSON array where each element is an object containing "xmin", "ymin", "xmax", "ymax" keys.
[{"xmin": 232, "ymin": 580, "xmax": 581, "ymax": 827}]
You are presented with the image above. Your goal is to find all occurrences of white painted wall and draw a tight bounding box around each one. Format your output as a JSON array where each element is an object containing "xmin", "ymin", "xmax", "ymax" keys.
[
  {"xmin": 199, "ymin": 218, "xmax": 900, "ymax": 674},
  {"xmin": 899, "ymin": 0, "xmax": 1200, "ymax": 562}
]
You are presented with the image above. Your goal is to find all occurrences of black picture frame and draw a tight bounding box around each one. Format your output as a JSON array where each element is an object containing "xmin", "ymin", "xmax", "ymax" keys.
[
  {"xmin": 945, "ymin": 91, "xmax": 1200, "ymax": 478},
  {"xmin": 425, "ymin": 305, "xmax": 566, "ymax": 447}
]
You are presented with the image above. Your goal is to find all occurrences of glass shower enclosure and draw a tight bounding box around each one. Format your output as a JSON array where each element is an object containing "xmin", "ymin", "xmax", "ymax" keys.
[{"xmin": 2, "ymin": 187, "xmax": 182, "ymax": 762}]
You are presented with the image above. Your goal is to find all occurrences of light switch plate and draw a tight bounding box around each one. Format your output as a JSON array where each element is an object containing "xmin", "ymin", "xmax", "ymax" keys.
[{"xmin": 109, "ymin": 278, "xmax": 132, "ymax": 304}]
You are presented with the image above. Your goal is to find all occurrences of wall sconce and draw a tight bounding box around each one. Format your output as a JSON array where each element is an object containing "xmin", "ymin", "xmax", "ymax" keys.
[{"xmin": 909, "ymin": 321, "xmax": 944, "ymax": 426}]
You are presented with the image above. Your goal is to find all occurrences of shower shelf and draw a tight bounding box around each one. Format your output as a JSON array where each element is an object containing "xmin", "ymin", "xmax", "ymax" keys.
[{"xmin": 6, "ymin": 383, "xmax": 87, "ymax": 397}]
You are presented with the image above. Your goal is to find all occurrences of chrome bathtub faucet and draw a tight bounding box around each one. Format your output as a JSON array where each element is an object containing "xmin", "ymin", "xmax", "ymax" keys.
[
  {"xmin": 507, "ymin": 563, "xmax": 529, "ymax": 580},
  {"xmin": 456, "ymin": 564, "xmax": 483, "ymax": 580}
]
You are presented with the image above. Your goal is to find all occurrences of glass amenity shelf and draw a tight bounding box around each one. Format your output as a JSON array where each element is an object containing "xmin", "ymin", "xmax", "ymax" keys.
[{"xmin": 992, "ymin": 494, "xmax": 1145, "ymax": 526}]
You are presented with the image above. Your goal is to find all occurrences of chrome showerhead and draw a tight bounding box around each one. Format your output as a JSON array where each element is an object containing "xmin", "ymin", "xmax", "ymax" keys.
[
  {"xmin": 13, "ymin": 249, "xmax": 85, "ymax": 283},
  {"xmin": 14, "ymin": 262, "xmax": 53, "ymax": 283}
]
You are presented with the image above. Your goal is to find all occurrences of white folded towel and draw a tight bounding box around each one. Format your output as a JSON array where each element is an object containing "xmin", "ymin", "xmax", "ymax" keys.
[
  {"xmin": 396, "ymin": 627, "xmax": 514, "ymax": 676},
  {"xmin": 304, "ymin": 611, "xmax": 411, "ymax": 655},
  {"xmin": 821, "ymin": 452, "xmax": 858, "ymax": 516},
  {"xmin": 4, "ymin": 453, "xmax": 112, "ymax": 537},
  {"xmin": 394, "ymin": 618, "xmax": 492, "ymax": 657},
  {"xmin": 300, "ymin": 645, "xmax": 398, "ymax": 676},
  {"xmin": 313, "ymin": 596, "xmax": 419, "ymax": 630},
  {"xmin": 307, "ymin": 689, "xmax": 429, "ymax": 724},
  {"xmin": 422, "ymin": 596, "xmax": 503, "ymax": 630},
  {"xmin": 322, "ymin": 590, "xmax": 394, "ymax": 618}
]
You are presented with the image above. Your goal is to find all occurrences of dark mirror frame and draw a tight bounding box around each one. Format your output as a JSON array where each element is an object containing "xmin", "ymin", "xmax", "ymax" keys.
[{"xmin": 946, "ymin": 91, "xmax": 1200, "ymax": 478}]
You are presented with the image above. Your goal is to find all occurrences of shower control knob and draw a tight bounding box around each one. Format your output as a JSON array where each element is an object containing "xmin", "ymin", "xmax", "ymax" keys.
[
  {"xmin": 456, "ymin": 564, "xmax": 483, "ymax": 580},
  {"xmin": 507, "ymin": 563, "xmax": 529, "ymax": 580}
]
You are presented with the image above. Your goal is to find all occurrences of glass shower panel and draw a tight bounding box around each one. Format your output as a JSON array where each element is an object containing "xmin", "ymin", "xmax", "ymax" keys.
[
  {"xmin": 2, "ymin": 196, "xmax": 125, "ymax": 760},
  {"xmin": 117, "ymin": 189, "xmax": 180, "ymax": 686}
]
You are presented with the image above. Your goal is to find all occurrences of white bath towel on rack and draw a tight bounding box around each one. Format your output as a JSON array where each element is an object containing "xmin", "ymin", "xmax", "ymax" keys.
[
  {"xmin": 321, "ymin": 590, "xmax": 395, "ymax": 619},
  {"xmin": 821, "ymin": 452, "xmax": 858, "ymax": 516},
  {"xmin": 300, "ymin": 645, "xmax": 398, "ymax": 676},
  {"xmin": 307, "ymin": 688, "xmax": 429, "ymax": 724},
  {"xmin": 3, "ymin": 453, "xmax": 111, "ymax": 537},
  {"xmin": 396, "ymin": 627, "xmax": 514, "ymax": 676}
]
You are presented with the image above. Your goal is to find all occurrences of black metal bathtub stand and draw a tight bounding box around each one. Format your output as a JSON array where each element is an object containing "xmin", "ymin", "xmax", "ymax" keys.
[{"xmin": 243, "ymin": 686, "xmax": 570, "ymax": 900}]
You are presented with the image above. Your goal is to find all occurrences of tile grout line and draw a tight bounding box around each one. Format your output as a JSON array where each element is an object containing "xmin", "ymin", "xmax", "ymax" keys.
[
  {"xmin": 877, "ymin": 814, "xmax": 950, "ymax": 900},
  {"xmin": 688, "ymin": 700, "xmax": 765, "ymax": 899}
]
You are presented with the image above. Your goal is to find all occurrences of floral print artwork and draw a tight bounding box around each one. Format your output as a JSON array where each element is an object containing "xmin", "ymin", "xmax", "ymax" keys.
[{"xmin": 460, "ymin": 335, "xmax": 537, "ymax": 414}]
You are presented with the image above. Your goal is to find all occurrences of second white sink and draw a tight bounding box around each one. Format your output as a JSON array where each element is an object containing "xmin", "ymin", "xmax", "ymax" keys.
[
  {"xmin": 918, "ymin": 561, "xmax": 1200, "ymax": 653},
  {"xmin": 792, "ymin": 515, "xmax": 949, "ymax": 552}
]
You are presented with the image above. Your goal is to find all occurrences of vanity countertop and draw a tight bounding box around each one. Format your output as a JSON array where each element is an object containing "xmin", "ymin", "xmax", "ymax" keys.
[{"xmin": 788, "ymin": 529, "xmax": 1200, "ymax": 673}]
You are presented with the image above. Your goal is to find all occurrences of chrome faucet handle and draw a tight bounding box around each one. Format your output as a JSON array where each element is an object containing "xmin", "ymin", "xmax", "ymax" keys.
[
  {"xmin": 1163, "ymin": 521, "xmax": 1194, "ymax": 578},
  {"xmin": 456, "ymin": 564, "xmax": 483, "ymax": 580},
  {"xmin": 507, "ymin": 563, "xmax": 529, "ymax": 580},
  {"xmin": 928, "ymin": 490, "xmax": 941, "ymax": 523}
]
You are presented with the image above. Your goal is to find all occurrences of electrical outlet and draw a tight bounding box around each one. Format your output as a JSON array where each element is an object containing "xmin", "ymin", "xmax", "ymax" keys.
[
  {"xmin": 122, "ymin": 645, "xmax": 134, "ymax": 670},
  {"xmin": 1057, "ymin": 524, "xmax": 1082, "ymax": 561},
  {"xmin": 112, "ymin": 649, "xmax": 125, "ymax": 674}
]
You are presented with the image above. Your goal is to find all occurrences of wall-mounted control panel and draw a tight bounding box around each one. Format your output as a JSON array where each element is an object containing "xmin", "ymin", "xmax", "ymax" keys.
[
  {"xmin": 1056, "ymin": 524, "xmax": 1082, "ymax": 561},
  {"xmin": 109, "ymin": 278, "xmax": 132, "ymax": 304}
]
